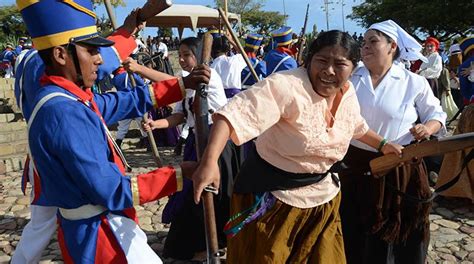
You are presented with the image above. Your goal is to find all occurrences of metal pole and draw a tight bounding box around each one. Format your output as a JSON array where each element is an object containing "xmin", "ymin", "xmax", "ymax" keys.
[
  {"xmin": 325, "ymin": 0, "xmax": 329, "ymax": 30},
  {"xmin": 341, "ymin": 0, "xmax": 345, "ymax": 32}
]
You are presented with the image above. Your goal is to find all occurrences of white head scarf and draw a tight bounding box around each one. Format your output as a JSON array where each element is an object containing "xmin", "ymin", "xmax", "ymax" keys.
[{"xmin": 368, "ymin": 20, "xmax": 428, "ymax": 63}]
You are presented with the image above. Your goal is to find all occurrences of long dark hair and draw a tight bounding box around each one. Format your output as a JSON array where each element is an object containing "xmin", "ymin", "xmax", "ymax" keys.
[
  {"xmin": 179, "ymin": 37, "xmax": 200, "ymax": 56},
  {"xmin": 305, "ymin": 30, "xmax": 360, "ymax": 67}
]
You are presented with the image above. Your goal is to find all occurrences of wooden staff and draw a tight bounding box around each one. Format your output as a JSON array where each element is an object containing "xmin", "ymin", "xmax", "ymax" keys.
[
  {"xmin": 224, "ymin": 0, "xmax": 228, "ymax": 18},
  {"xmin": 194, "ymin": 32, "xmax": 221, "ymax": 264},
  {"xmin": 104, "ymin": 0, "xmax": 172, "ymax": 168},
  {"xmin": 217, "ymin": 8, "xmax": 259, "ymax": 83}
]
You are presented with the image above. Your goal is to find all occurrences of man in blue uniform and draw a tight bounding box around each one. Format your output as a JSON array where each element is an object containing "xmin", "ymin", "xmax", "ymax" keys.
[
  {"xmin": 458, "ymin": 37, "xmax": 474, "ymax": 103},
  {"xmin": 15, "ymin": 0, "xmax": 209, "ymax": 262},
  {"xmin": 12, "ymin": 8, "xmax": 146, "ymax": 263},
  {"xmin": 241, "ymin": 33, "xmax": 267, "ymax": 89},
  {"xmin": 264, "ymin": 26, "xmax": 298, "ymax": 74}
]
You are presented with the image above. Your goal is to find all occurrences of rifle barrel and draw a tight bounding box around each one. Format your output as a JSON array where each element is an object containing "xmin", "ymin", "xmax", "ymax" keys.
[{"xmin": 194, "ymin": 32, "xmax": 221, "ymax": 264}]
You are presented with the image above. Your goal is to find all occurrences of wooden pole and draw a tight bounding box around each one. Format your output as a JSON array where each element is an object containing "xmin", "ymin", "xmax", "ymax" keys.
[
  {"xmin": 104, "ymin": 0, "xmax": 169, "ymax": 167},
  {"xmin": 103, "ymin": 0, "xmax": 118, "ymax": 30},
  {"xmin": 194, "ymin": 32, "xmax": 221, "ymax": 264},
  {"xmin": 217, "ymin": 8, "xmax": 260, "ymax": 84},
  {"xmin": 224, "ymin": 0, "xmax": 228, "ymax": 18}
]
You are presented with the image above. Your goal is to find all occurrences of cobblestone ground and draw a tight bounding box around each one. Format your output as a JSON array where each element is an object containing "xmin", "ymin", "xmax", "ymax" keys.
[{"xmin": 0, "ymin": 144, "xmax": 473, "ymax": 263}]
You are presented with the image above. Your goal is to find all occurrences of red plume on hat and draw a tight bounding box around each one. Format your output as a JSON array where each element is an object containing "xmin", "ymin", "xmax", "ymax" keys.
[{"xmin": 425, "ymin": 37, "xmax": 440, "ymax": 51}]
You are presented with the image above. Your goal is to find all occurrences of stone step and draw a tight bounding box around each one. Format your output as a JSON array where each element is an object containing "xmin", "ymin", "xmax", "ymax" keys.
[{"xmin": 0, "ymin": 155, "xmax": 26, "ymax": 174}]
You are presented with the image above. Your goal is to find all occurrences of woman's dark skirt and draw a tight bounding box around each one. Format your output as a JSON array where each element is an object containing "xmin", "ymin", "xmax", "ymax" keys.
[
  {"xmin": 339, "ymin": 145, "xmax": 429, "ymax": 264},
  {"xmin": 162, "ymin": 129, "xmax": 245, "ymax": 260}
]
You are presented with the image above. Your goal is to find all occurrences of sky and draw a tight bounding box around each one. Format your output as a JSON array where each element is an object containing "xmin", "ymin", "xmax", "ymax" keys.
[{"xmin": 2, "ymin": 0, "xmax": 367, "ymax": 38}]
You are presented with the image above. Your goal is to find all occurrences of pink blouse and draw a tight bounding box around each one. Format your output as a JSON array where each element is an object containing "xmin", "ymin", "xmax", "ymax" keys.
[{"xmin": 216, "ymin": 67, "xmax": 369, "ymax": 208}]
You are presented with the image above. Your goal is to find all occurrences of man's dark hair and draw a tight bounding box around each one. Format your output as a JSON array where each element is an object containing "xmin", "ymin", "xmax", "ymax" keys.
[
  {"xmin": 38, "ymin": 48, "xmax": 55, "ymax": 67},
  {"xmin": 212, "ymin": 36, "xmax": 231, "ymax": 57},
  {"xmin": 305, "ymin": 30, "xmax": 361, "ymax": 67},
  {"xmin": 38, "ymin": 44, "xmax": 70, "ymax": 67}
]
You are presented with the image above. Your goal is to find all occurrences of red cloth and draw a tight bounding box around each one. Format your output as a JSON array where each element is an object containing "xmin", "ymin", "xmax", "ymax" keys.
[
  {"xmin": 276, "ymin": 47, "xmax": 295, "ymax": 57},
  {"xmin": 425, "ymin": 37, "xmax": 440, "ymax": 51},
  {"xmin": 151, "ymin": 78, "xmax": 184, "ymax": 107},
  {"xmin": 107, "ymin": 28, "xmax": 137, "ymax": 61},
  {"xmin": 136, "ymin": 166, "xmax": 178, "ymax": 204},
  {"xmin": 410, "ymin": 59, "xmax": 423, "ymax": 73},
  {"xmin": 246, "ymin": 51, "xmax": 256, "ymax": 59}
]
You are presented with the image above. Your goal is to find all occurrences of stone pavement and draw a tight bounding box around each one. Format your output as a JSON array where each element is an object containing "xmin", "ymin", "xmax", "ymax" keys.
[{"xmin": 0, "ymin": 145, "xmax": 473, "ymax": 263}]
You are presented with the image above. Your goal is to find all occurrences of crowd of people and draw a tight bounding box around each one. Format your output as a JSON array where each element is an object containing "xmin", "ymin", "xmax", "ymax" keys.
[{"xmin": 4, "ymin": 0, "xmax": 474, "ymax": 263}]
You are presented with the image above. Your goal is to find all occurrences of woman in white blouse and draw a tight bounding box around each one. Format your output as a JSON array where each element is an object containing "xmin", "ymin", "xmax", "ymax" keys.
[
  {"xmin": 143, "ymin": 37, "xmax": 240, "ymax": 261},
  {"xmin": 418, "ymin": 37, "xmax": 443, "ymax": 98},
  {"xmin": 340, "ymin": 20, "xmax": 446, "ymax": 264}
]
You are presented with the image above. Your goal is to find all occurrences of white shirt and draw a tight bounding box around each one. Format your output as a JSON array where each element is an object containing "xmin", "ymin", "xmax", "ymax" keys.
[
  {"xmin": 157, "ymin": 42, "xmax": 168, "ymax": 58},
  {"xmin": 150, "ymin": 43, "xmax": 157, "ymax": 54},
  {"xmin": 418, "ymin": 52, "xmax": 442, "ymax": 79},
  {"xmin": 210, "ymin": 54, "xmax": 247, "ymax": 89},
  {"xmin": 350, "ymin": 64, "xmax": 447, "ymax": 151},
  {"xmin": 133, "ymin": 39, "xmax": 146, "ymax": 54},
  {"xmin": 173, "ymin": 69, "xmax": 227, "ymax": 128}
]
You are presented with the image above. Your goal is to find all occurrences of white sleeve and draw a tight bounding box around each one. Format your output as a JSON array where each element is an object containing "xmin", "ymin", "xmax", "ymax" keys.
[
  {"xmin": 163, "ymin": 44, "xmax": 168, "ymax": 57},
  {"xmin": 419, "ymin": 53, "xmax": 442, "ymax": 79},
  {"xmin": 414, "ymin": 77, "xmax": 447, "ymax": 137},
  {"xmin": 234, "ymin": 54, "xmax": 247, "ymax": 71},
  {"xmin": 172, "ymin": 100, "xmax": 184, "ymax": 114},
  {"xmin": 207, "ymin": 69, "xmax": 227, "ymax": 112}
]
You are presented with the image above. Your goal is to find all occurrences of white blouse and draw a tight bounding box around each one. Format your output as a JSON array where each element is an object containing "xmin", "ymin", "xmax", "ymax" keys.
[
  {"xmin": 350, "ymin": 64, "xmax": 447, "ymax": 151},
  {"xmin": 210, "ymin": 54, "xmax": 247, "ymax": 89},
  {"xmin": 418, "ymin": 52, "xmax": 442, "ymax": 79},
  {"xmin": 173, "ymin": 69, "xmax": 227, "ymax": 128}
]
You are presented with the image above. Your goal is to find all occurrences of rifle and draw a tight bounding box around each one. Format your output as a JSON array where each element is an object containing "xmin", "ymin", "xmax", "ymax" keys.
[
  {"xmin": 104, "ymin": 0, "xmax": 172, "ymax": 168},
  {"xmin": 297, "ymin": 4, "xmax": 310, "ymax": 65},
  {"xmin": 370, "ymin": 132, "xmax": 474, "ymax": 177},
  {"xmin": 194, "ymin": 32, "xmax": 221, "ymax": 264}
]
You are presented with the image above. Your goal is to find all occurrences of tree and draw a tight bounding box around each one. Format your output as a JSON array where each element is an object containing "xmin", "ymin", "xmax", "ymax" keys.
[
  {"xmin": 214, "ymin": 0, "xmax": 265, "ymax": 14},
  {"xmin": 157, "ymin": 27, "xmax": 173, "ymax": 38},
  {"xmin": 349, "ymin": 0, "xmax": 474, "ymax": 42},
  {"xmin": 242, "ymin": 9, "xmax": 287, "ymax": 35},
  {"xmin": 213, "ymin": 0, "xmax": 286, "ymax": 35},
  {"xmin": 92, "ymin": 0, "xmax": 126, "ymax": 8},
  {"xmin": 92, "ymin": 0, "xmax": 126, "ymax": 36},
  {"xmin": 0, "ymin": 5, "xmax": 28, "ymax": 47}
]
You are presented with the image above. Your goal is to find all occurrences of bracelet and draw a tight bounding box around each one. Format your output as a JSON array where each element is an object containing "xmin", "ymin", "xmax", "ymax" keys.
[{"xmin": 377, "ymin": 139, "xmax": 388, "ymax": 152}]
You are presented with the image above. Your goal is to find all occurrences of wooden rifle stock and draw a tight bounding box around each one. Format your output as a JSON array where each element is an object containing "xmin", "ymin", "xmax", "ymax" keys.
[
  {"xmin": 194, "ymin": 32, "xmax": 221, "ymax": 264},
  {"xmin": 138, "ymin": 0, "xmax": 172, "ymax": 22},
  {"xmin": 370, "ymin": 132, "xmax": 474, "ymax": 177}
]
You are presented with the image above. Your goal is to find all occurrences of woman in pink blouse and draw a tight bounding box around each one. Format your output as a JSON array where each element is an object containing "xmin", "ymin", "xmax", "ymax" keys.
[{"xmin": 192, "ymin": 30, "xmax": 402, "ymax": 263}]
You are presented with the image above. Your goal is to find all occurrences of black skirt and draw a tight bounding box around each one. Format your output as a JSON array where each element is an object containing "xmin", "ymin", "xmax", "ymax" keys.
[
  {"xmin": 339, "ymin": 145, "xmax": 429, "ymax": 264},
  {"xmin": 162, "ymin": 139, "xmax": 244, "ymax": 260}
]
